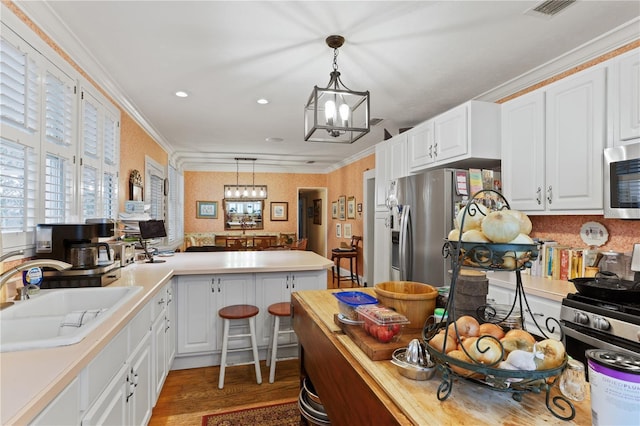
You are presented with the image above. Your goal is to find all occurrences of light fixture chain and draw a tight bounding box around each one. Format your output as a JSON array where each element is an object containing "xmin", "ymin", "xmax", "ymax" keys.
[{"xmin": 332, "ymin": 48, "xmax": 339, "ymax": 72}]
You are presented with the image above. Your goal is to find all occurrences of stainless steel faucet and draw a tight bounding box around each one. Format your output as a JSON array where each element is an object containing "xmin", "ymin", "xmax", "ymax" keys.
[{"xmin": 0, "ymin": 259, "xmax": 73, "ymax": 291}]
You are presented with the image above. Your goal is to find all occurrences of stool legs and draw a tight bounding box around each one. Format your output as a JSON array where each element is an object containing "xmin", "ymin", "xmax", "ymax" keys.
[
  {"xmin": 218, "ymin": 317, "xmax": 262, "ymax": 389},
  {"xmin": 218, "ymin": 318, "xmax": 230, "ymax": 389},
  {"xmin": 268, "ymin": 315, "xmax": 280, "ymax": 383}
]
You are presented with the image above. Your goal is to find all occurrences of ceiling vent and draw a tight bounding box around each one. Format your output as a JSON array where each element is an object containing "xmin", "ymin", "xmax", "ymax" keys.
[{"xmin": 526, "ymin": 0, "xmax": 576, "ymax": 18}]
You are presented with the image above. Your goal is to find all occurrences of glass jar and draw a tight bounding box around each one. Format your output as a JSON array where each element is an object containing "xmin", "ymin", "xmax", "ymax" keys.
[{"xmin": 559, "ymin": 358, "xmax": 587, "ymax": 401}]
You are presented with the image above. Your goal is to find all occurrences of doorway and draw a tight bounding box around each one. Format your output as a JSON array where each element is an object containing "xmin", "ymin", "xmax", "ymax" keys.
[{"xmin": 297, "ymin": 187, "xmax": 327, "ymax": 257}]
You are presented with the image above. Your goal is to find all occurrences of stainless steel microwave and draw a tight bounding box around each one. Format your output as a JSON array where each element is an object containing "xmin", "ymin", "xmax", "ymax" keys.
[{"xmin": 604, "ymin": 141, "xmax": 640, "ymax": 219}]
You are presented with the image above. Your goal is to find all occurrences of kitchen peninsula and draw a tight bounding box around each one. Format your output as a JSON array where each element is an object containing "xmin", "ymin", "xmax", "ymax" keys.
[
  {"xmin": 0, "ymin": 250, "xmax": 332, "ymax": 425},
  {"xmin": 292, "ymin": 289, "xmax": 592, "ymax": 425}
]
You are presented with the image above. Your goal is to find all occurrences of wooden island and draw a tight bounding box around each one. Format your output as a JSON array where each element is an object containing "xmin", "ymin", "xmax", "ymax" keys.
[{"xmin": 292, "ymin": 289, "xmax": 593, "ymax": 425}]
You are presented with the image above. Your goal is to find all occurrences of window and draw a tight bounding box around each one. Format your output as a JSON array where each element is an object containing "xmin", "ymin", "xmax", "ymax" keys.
[
  {"xmin": 0, "ymin": 138, "xmax": 37, "ymax": 239},
  {"xmin": 145, "ymin": 156, "xmax": 165, "ymax": 222}
]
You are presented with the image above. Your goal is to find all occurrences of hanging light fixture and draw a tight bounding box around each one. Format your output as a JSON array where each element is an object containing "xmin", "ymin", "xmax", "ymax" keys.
[
  {"xmin": 304, "ymin": 35, "xmax": 370, "ymax": 144},
  {"xmin": 224, "ymin": 158, "xmax": 268, "ymax": 200}
]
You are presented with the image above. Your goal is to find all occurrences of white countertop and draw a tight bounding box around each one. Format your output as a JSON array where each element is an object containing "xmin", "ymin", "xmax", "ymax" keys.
[{"xmin": 0, "ymin": 250, "xmax": 332, "ymax": 425}]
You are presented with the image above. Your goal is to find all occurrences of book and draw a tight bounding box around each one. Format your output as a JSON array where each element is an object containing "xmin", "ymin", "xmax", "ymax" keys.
[{"xmin": 559, "ymin": 248, "xmax": 571, "ymax": 281}]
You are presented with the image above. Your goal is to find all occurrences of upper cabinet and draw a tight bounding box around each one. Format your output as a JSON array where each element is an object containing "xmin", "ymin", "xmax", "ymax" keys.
[
  {"xmin": 408, "ymin": 100, "xmax": 501, "ymax": 174},
  {"xmin": 609, "ymin": 48, "xmax": 640, "ymax": 146},
  {"xmin": 502, "ymin": 66, "xmax": 606, "ymax": 213}
]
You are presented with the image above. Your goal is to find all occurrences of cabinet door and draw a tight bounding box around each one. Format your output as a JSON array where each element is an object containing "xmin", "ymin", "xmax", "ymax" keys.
[
  {"xmin": 373, "ymin": 211, "xmax": 391, "ymax": 284},
  {"xmin": 166, "ymin": 281, "xmax": 176, "ymax": 365},
  {"xmin": 214, "ymin": 274, "xmax": 256, "ymax": 350},
  {"xmin": 522, "ymin": 294, "xmax": 562, "ymax": 340},
  {"xmin": 618, "ymin": 49, "xmax": 640, "ymax": 142},
  {"xmin": 408, "ymin": 120, "xmax": 435, "ymax": 172},
  {"xmin": 82, "ymin": 364, "xmax": 128, "ymax": 426},
  {"xmin": 176, "ymin": 276, "xmax": 216, "ymax": 354},
  {"xmin": 152, "ymin": 311, "xmax": 166, "ymax": 405},
  {"xmin": 501, "ymin": 91, "xmax": 546, "ymax": 211},
  {"xmin": 129, "ymin": 333, "xmax": 152, "ymax": 426},
  {"xmin": 388, "ymin": 133, "xmax": 408, "ymax": 180},
  {"xmin": 546, "ymin": 67, "xmax": 606, "ymax": 211},
  {"xmin": 31, "ymin": 378, "xmax": 80, "ymax": 425},
  {"xmin": 375, "ymin": 141, "xmax": 390, "ymax": 209},
  {"xmin": 434, "ymin": 103, "xmax": 467, "ymax": 161},
  {"xmin": 487, "ymin": 283, "xmax": 513, "ymax": 306},
  {"xmin": 255, "ymin": 272, "xmax": 290, "ymax": 346}
]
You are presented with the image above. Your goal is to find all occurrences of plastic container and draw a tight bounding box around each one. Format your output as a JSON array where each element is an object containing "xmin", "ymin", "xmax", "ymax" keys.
[
  {"xmin": 333, "ymin": 291, "xmax": 378, "ymax": 320},
  {"xmin": 356, "ymin": 304, "xmax": 410, "ymax": 343},
  {"xmin": 374, "ymin": 281, "xmax": 438, "ymax": 329}
]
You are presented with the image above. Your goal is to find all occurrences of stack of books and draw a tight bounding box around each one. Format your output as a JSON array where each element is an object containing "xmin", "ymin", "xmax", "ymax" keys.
[{"xmin": 529, "ymin": 240, "xmax": 590, "ymax": 281}]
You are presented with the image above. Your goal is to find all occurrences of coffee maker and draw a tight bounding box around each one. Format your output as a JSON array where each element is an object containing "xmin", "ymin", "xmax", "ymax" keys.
[{"xmin": 35, "ymin": 223, "xmax": 121, "ymax": 288}]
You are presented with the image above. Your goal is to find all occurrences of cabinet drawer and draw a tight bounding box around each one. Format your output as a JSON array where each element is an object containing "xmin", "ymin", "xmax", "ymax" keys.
[
  {"xmin": 151, "ymin": 285, "xmax": 168, "ymax": 321},
  {"xmin": 523, "ymin": 295, "xmax": 561, "ymax": 339}
]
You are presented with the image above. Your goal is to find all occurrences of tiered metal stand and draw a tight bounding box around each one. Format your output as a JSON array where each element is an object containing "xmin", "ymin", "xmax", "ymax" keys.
[{"xmin": 422, "ymin": 190, "xmax": 575, "ymax": 421}]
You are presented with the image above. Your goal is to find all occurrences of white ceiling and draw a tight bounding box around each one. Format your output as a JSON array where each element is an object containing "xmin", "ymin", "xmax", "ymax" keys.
[{"xmin": 14, "ymin": 1, "xmax": 640, "ymax": 173}]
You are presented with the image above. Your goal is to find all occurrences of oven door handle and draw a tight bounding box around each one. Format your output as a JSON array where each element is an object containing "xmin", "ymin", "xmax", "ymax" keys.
[{"xmin": 562, "ymin": 325, "xmax": 639, "ymax": 357}]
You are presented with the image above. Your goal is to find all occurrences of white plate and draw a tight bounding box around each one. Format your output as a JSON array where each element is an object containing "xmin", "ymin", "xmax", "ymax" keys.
[{"xmin": 580, "ymin": 221, "xmax": 608, "ymax": 247}]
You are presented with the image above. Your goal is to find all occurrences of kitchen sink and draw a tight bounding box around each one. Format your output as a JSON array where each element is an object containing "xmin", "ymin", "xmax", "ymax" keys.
[{"xmin": 0, "ymin": 286, "xmax": 143, "ymax": 352}]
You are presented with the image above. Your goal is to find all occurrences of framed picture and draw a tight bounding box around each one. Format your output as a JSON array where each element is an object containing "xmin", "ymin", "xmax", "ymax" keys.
[
  {"xmin": 338, "ymin": 195, "xmax": 346, "ymax": 220},
  {"xmin": 347, "ymin": 196, "xmax": 356, "ymax": 219},
  {"xmin": 270, "ymin": 202, "xmax": 288, "ymax": 221},
  {"xmin": 313, "ymin": 199, "xmax": 322, "ymax": 225},
  {"xmin": 332, "ymin": 201, "xmax": 338, "ymax": 219},
  {"xmin": 344, "ymin": 223, "xmax": 352, "ymax": 238},
  {"xmin": 196, "ymin": 200, "xmax": 218, "ymax": 219},
  {"xmin": 336, "ymin": 223, "xmax": 342, "ymax": 238}
]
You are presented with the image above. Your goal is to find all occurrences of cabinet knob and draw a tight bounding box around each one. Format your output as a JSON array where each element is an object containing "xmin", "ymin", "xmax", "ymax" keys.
[
  {"xmin": 536, "ymin": 187, "xmax": 542, "ymax": 205},
  {"xmin": 547, "ymin": 186, "xmax": 553, "ymax": 204},
  {"xmin": 433, "ymin": 143, "xmax": 438, "ymax": 157}
]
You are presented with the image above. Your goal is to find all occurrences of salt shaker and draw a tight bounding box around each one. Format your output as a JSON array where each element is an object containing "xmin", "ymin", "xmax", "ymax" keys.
[{"xmin": 559, "ymin": 358, "xmax": 587, "ymax": 401}]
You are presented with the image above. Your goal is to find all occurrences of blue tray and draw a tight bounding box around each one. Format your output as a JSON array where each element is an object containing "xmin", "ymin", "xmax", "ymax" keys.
[{"xmin": 333, "ymin": 291, "xmax": 378, "ymax": 307}]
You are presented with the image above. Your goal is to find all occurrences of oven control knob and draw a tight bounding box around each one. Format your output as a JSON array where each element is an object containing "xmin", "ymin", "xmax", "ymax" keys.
[
  {"xmin": 574, "ymin": 312, "xmax": 589, "ymax": 325},
  {"xmin": 593, "ymin": 317, "xmax": 610, "ymax": 331}
]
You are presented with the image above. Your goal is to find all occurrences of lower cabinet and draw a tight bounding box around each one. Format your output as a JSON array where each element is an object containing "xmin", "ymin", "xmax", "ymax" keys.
[
  {"xmin": 29, "ymin": 378, "xmax": 80, "ymax": 425},
  {"xmin": 152, "ymin": 280, "xmax": 176, "ymax": 406},
  {"xmin": 488, "ymin": 280, "xmax": 561, "ymax": 339}
]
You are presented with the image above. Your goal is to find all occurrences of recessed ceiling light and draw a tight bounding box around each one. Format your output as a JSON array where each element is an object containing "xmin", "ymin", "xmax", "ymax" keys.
[
  {"xmin": 175, "ymin": 91, "xmax": 189, "ymax": 98},
  {"xmin": 265, "ymin": 137, "xmax": 284, "ymax": 143},
  {"xmin": 257, "ymin": 98, "xmax": 269, "ymax": 105}
]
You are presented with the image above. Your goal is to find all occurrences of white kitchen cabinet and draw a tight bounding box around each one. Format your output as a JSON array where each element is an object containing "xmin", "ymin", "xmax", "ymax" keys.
[
  {"xmin": 375, "ymin": 139, "xmax": 390, "ymax": 210},
  {"xmin": 609, "ymin": 48, "xmax": 640, "ymax": 146},
  {"xmin": 373, "ymin": 210, "xmax": 391, "ymax": 285},
  {"xmin": 409, "ymin": 100, "xmax": 501, "ymax": 174},
  {"xmin": 152, "ymin": 280, "xmax": 175, "ymax": 406},
  {"xmin": 502, "ymin": 66, "xmax": 606, "ymax": 213},
  {"xmin": 488, "ymin": 281, "xmax": 561, "ymax": 340},
  {"xmin": 29, "ymin": 378, "xmax": 80, "ymax": 426},
  {"xmin": 82, "ymin": 305, "xmax": 153, "ymax": 426},
  {"xmin": 388, "ymin": 133, "xmax": 408, "ymax": 180},
  {"xmin": 408, "ymin": 120, "xmax": 435, "ymax": 170},
  {"xmin": 176, "ymin": 274, "xmax": 254, "ymax": 355},
  {"xmin": 255, "ymin": 270, "xmax": 325, "ymax": 347}
]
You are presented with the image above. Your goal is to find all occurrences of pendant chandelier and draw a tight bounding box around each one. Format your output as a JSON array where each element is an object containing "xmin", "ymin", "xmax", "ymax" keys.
[
  {"xmin": 224, "ymin": 158, "xmax": 267, "ymax": 199},
  {"xmin": 304, "ymin": 35, "xmax": 370, "ymax": 144}
]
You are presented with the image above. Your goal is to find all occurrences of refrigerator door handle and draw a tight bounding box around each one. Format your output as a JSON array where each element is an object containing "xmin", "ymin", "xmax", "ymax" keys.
[{"xmin": 398, "ymin": 205, "xmax": 412, "ymax": 281}]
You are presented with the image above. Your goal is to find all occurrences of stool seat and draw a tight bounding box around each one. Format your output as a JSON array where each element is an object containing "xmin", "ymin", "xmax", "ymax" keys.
[
  {"xmin": 219, "ymin": 304, "xmax": 259, "ymax": 319},
  {"xmin": 218, "ymin": 304, "xmax": 261, "ymax": 389},
  {"xmin": 268, "ymin": 302, "xmax": 291, "ymax": 317}
]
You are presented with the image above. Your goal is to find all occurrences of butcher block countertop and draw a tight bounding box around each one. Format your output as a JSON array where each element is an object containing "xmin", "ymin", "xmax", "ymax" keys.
[
  {"xmin": 0, "ymin": 251, "xmax": 332, "ymax": 425},
  {"xmin": 293, "ymin": 288, "xmax": 592, "ymax": 425}
]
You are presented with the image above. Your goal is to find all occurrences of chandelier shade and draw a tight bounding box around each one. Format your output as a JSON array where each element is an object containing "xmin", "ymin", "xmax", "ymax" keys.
[{"xmin": 304, "ymin": 35, "xmax": 370, "ymax": 144}]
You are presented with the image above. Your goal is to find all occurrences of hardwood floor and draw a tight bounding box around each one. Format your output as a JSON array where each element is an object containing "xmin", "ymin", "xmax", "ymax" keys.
[{"xmin": 150, "ymin": 270, "xmax": 359, "ymax": 425}]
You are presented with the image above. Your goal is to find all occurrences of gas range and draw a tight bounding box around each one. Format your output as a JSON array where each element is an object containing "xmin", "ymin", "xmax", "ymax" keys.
[
  {"xmin": 560, "ymin": 293, "xmax": 640, "ymax": 364},
  {"xmin": 41, "ymin": 261, "xmax": 121, "ymax": 288}
]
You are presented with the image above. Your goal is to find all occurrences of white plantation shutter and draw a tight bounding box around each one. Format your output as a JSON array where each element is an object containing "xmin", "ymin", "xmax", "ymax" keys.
[
  {"xmin": 102, "ymin": 171, "xmax": 117, "ymax": 218},
  {"xmin": 149, "ymin": 174, "xmax": 164, "ymax": 220},
  {"xmin": 167, "ymin": 165, "xmax": 177, "ymax": 242},
  {"xmin": 81, "ymin": 164, "xmax": 98, "ymax": 219},
  {"xmin": 0, "ymin": 137, "xmax": 37, "ymax": 233},
  {"xmin": 0, "ymin": 33, "xmax": 39, "ymax": 135},
  {"xmin": 44, "ymin": 153, "xmax": 73, "ymax": 223},
  {"xmin": 44, "ymin": 69, "xmax": 74, "ymax": 148}
]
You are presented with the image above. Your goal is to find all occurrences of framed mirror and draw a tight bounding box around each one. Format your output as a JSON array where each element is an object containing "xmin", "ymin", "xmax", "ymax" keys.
[
  {"xmin": 129, "ymin": 170, "xmax": 143, "ymax": 201},
  {"xmin": 224, "ymin": 200, "xmax": 264, "ymax": 231}
]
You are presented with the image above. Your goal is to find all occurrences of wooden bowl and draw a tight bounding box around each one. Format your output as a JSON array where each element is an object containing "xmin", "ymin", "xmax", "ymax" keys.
[{"xmin": 374, "ymin": 281, "xmax": 438, "ymax": 329}]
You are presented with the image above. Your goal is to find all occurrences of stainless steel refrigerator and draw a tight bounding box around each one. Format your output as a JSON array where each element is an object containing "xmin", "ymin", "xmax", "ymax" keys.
[{"xmin": 390, "ymin": 168, "xmax": 470, "ymax": 287}]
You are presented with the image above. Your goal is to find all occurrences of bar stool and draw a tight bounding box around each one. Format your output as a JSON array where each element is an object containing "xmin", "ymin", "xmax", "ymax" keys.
[
  {"xmin": 265, "ymin": 302, "xmax": 297, "ymax": 383},
  {"xmin": 331, "ymin": 236, "xmax": 362, "ymax": 287},
  {"xmin": 218, "ymin": 304, "xmax": 262, "ymax": 389}
]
